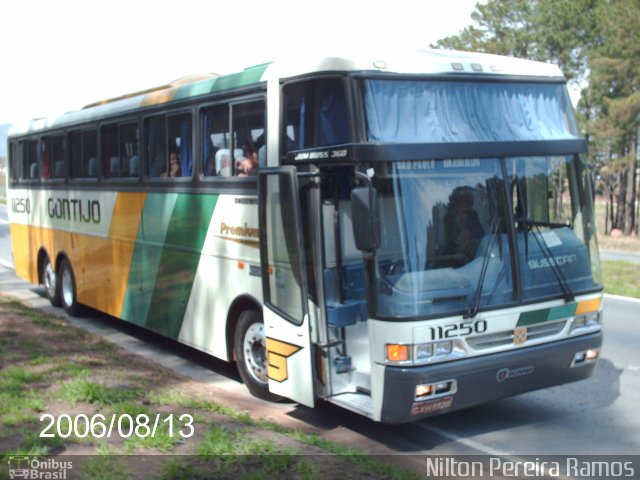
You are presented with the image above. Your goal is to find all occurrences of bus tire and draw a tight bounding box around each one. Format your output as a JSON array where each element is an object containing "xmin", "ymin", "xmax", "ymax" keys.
[
  {"xmin": 42, "ymin": 255, "xmax": 62, "ymax": 307},
  {"xmin": 59, "ymin": 258, "xmax": 82, "ymax": 316},
  {"xmin": 234, "ymin": 309, "xmax": 283, "ymax": 402}
]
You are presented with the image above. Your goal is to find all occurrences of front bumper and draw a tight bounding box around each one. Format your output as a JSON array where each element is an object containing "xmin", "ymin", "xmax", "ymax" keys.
[{"xmin": 380, "ymin": 331, "xmax": 602, "ymax": 424}]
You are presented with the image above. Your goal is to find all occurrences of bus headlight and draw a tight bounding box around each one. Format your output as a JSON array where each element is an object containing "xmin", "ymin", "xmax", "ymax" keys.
[
  {"xmin": 435, "ymin": 341, "xmax": 453, "ymax": 356},
  {"xmin": 385, "ymin": 341, "xmax": 467, "ymax": 365},
  {"xmin": 414, "ymin": 343, "xmax": 433, "ymax": 361},
  {"xmin": 570, "ymin": 311, "xmax": 601, "ymax": 334}
]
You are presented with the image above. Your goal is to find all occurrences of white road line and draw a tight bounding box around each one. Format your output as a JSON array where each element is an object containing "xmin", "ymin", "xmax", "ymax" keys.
[
  {"xmin": 414, "ymin": 422, "xmax": 513, "ymax": 456},
  {"xmin": 414, "ymin": 423, "xmax": 577, "ymax": 480},
  {"xmin": 604, "ymin": 293, "xmax": 640, "ymax": 304},
  {"xmin": 0, "ymin": 259, "xmax": 14, "ymax": 269}
]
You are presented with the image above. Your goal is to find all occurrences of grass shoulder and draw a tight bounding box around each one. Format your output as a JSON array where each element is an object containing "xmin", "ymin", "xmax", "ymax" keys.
[
  {"xmin": 601, "ymin": 260, "xmax": 640, "ymax": 299},
  {"xmin": 0, "ymin": 296, "xmax": 419, "ymax": 480}
]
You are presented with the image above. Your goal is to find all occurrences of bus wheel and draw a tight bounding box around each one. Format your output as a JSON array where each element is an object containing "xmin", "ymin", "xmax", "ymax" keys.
[
  {"xmin": 42, "ymin": 255, "xmax": 61, "ymax": 307},
  {"xmin": 234, "ymin": 309, "xmax": 282, "ymax": 402},
  {"xmin": 59, "ymin": 258, "xmax": 81, "ymax": 316}
]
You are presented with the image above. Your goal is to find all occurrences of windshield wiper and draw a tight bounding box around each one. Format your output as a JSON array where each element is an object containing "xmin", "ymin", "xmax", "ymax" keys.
[
  {"xmin": 464, "ymin": 179, "xmax": 505, "ymax": 319},
  {"xmin": 514, "ymin": 176, "xmax": 574, "ymax": 302},
  {"xmin": 522, "ymin": 218, "xmax": 570, "ymax": 229},
  {"xmin": 464, "ymin": 206, "xmax": 502, "ymax": 319}
]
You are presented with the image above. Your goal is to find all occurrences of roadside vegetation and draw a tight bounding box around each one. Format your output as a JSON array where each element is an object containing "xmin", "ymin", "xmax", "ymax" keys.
[
  {"xmin": 0, "ymin": 296, "xmax": 418, "ymax": 480},
  {"xmin": 601, "ymin": 253, "xmax": 640, "ymax": 299},
  {"xmin": 601, "ymin": 261, "xmax": 640, "ymax": 299},
  {"xmin": 596, "ymin": 202, "xmax": 640, "ymax": 299},
  {"xmin": 599, "ymin": 237, "xmax": 639, "ymax": 298}
]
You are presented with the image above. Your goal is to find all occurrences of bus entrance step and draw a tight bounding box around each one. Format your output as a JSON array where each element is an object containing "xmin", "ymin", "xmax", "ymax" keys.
[{"xmin": 328, "ymin": 392, "xmax": 372, "ymax": 417}]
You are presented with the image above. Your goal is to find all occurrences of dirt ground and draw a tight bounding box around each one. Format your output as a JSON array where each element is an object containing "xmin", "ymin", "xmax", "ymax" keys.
[{"xmin": 0, "ymin": 297, "xmax": 417, "ymax": 480}]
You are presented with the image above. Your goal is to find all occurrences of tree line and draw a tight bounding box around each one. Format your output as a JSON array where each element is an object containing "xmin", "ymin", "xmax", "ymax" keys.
[{"xmin": 434, "ymin": 0, "xmax": 639, "ymax": 236}]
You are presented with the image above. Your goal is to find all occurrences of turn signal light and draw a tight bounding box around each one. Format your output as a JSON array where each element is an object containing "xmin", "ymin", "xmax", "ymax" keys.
[{"xmin": 386, "ymin": 344, "xmax": 409, "ymax": 362}]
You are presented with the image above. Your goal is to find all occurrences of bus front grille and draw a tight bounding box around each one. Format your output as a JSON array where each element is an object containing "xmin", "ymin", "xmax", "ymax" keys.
[{"xmin": 467, "ymin": 320, "xmax": 567, "ymax": 350}]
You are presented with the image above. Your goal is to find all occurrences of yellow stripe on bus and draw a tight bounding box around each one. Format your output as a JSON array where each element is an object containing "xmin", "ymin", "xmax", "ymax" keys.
[
  {"xmin": 9, "ymin": 192, "xmax": 146, "ymax": 318},
  {"xmin": 575, "ymin": 297, "xmax": 602, "ymax": 315},
  {"xmin": 9, "ymin": 223, "xmax": 69, "ymax": 285},
  {"xmin": 81, "ymin": 192, "xmax": 146, "ymax": 316}
]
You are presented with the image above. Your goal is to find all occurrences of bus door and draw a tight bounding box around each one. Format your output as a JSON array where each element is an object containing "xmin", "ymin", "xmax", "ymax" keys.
[{"xmin": 258, "ymin": 166, "xmax": 314, "ymax": 407}]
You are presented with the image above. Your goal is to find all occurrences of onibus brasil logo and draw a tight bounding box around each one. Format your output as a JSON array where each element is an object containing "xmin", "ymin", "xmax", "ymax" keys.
[{"xmin": 7, "ymin": 456, "xmax": 73, "ymax": 479}]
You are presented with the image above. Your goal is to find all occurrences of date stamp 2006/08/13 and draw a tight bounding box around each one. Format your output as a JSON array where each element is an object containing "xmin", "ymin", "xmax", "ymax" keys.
[{"xmin": 39, "ymin": 413, "xmax": 194, "ymax": 440}]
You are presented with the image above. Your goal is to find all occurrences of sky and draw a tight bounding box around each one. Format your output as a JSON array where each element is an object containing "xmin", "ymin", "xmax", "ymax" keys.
[{"xmin": 0, "ymin": 0, "xmax": 480, "ymax": 127}]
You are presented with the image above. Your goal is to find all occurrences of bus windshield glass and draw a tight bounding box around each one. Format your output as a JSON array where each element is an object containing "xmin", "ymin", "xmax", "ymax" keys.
[
  {"xmin": 371, "ymin": 156, "xmax": 601, "ymax": 319},
  {"xmin": 363, "ymin": 79, "xmax": 579, "ymax": 142}
]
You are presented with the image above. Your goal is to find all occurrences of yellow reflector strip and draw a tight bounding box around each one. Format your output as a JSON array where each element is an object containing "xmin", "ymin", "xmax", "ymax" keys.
[{"xmin": 576, "ymin": 298, "xmax": 602, "ymax": 315}]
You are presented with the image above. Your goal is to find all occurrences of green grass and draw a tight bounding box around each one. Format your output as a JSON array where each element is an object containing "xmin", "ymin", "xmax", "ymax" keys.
[
  {"xmin": 196, "ymin": 425, "xmax": 300, "ymax": 478},
  {"xmin": 0, "ymin": 367, "xmax": 46, "ymax": 426},
  {"xmin": 0, "ymin": 296, "xmax": 421, "ymax": 479},
  {"xmin": 150, "ymin": 389, "xmax": 254, "ymax": 424},
  {"xmin": 57, "ymin": 378, "xmax": 142, "ymax": 405},
  {"xmin": 601, "ymin": 260, "xmax": 640, "ymax": 298},
  {"xmin": 123, "ymin": 413, "xmax": 182, "ymax": 453},
  {"xmin": 77, "ymin": 456, "xmax": 130, "ymax": 480}
]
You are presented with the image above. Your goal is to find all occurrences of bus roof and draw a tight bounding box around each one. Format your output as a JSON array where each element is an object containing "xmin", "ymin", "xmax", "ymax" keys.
[{"xmin": 10, "ymin": 49, "xmax": 565, "ymax": 137}]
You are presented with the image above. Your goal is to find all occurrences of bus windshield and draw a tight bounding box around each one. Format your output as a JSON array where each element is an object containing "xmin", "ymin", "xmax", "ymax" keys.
[{"xmin": 372, "ymin": 156, "xmax": 601, "ymax": 319}]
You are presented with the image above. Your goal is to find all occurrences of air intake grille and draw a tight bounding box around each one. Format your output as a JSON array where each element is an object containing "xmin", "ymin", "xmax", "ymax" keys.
[{"xmin": 467, "ymin": 320, "xmax": 567, "ymax": 350}]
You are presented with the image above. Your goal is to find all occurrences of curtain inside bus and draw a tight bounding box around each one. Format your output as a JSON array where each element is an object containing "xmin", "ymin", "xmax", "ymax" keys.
[
  {"xmin": 179, "ymin": 117, "xmax": 192, "ymax": 176},
  {"xmin": 364, "ymin": 80, "xmax": 579, "ymax": 143}
]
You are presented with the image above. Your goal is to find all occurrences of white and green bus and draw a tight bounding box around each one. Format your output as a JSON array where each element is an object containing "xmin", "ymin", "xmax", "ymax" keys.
[{"xmin": 7, "ymin": 50, "xmax": 603, "ymax": 423}]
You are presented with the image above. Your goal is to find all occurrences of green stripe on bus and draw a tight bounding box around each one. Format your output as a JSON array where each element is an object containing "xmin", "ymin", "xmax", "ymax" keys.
[
  {"xmin": 174, "ymin": 63, "xmax": 271, "ymax": 101},
  {"xmin": 209, "ymin": 63, "xmax": 271, "ymax": 93},
  {"xmin": 517, "ymin": 309, "xmax": 550, "ymax": 327},
  {"xmin": 547, "ymin": 303, "xmax": 577, "ymax": 321},
  {"xmin": 121, "ymin": 193, "xmax": 179, "ymax": 326},
  {"xmin": 121, "ymin": 193, "xmax": 217, "ymax": 339},
  {"xmin": 516, "ymin": 303, "xmax": 577, "ymax": 327},
  {"xmin": 144, "ymin": 193, "xmax": 218, "ymax": 339}
]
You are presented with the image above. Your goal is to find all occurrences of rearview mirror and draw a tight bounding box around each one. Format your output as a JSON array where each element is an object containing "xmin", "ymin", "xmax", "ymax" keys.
[{"xmin": 351, "ymin": 187, "xmax": 380, "ymax": 251}]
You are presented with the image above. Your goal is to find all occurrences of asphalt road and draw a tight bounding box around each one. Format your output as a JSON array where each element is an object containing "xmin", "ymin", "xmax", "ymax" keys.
[{"xmin": 0, "ymin": 205, "xmax": 639, "ymax": 458}]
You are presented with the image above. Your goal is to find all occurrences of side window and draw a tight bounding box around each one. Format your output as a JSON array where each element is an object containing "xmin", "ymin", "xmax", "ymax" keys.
[
  {"xmin": 20, "ymin": 140, "xmax": 38, "ymax": 180},
  {"xmin": 168, "ymin": 113, "xmax": 192, "ymax": 177},
  {"xmin": 145, "ymin": 112, "xmax": 192, "ymax": 178},
  {"xmin": 232, "ymin": 100, "xmax": 265, "ymax": 177},
  {"xmin": 41, "ymin": 135, "xmax": 65, "ymax": 180},
  {"xmin": 146, "ymin": 116, "xmax": 165, "ymax": 178},
  {"xmin": 102, "ymin": 122, "xmax": 139, "ymax": 179},
  {"xmin": 41, "ymin": 137, "xmax": 51, "ymax": 180},
  {"xmin": 70, "ymin": 130, "xmax": 98, "ymax": 179},
  {"xmin": 9, "ymin": 141, "xmax": 19, "ymax": 182},
  {"xmin": 120, "ymin": 123, "xmax": 139, "ymax": 178},
  {"xmin": 202, "ymin": 105, "xmax": 231, "ymax": 177},
  {"xmin": 282, "ymin": 78, "xmax": 349, "ymax": 158},
  {"xmin": 102, "ymin": 124, "xmax": 119, "ymax": 178}
]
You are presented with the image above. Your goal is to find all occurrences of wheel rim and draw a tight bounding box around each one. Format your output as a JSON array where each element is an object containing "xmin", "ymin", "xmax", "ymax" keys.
[
  {"xmin": 242, "ymin": 322, "xmax": 268, "ymax": 385},
  {"xmin": 43, "ymin": 262, "xmax": 56, "ymax": 299},
  {"xmin": 61, "ymin": 268, "xmax": 74, "ymax": 308}
]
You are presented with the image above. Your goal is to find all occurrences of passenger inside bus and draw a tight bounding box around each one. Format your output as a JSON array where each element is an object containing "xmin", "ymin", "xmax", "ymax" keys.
[
  {"xmin": 162, "ymin": 151, "xmax": 182, "ymax": 177},
  {"xmin": 213, "ymin": 149, "xmax": 232, "ymax": 177},
  {"xmin": 236, "ymin": 144, "xmax": 259, "ymax": 176},
  {"xmin": 444, "ymin": 186, "xmax": 485, "ymax": 264}
]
